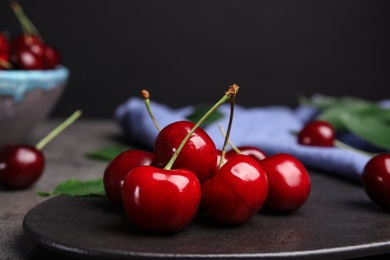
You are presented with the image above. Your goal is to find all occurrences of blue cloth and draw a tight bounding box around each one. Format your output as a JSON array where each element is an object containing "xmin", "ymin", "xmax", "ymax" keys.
[{"xmin": 115, "ymin": 97, "xmax": 387, "ymax": 183}]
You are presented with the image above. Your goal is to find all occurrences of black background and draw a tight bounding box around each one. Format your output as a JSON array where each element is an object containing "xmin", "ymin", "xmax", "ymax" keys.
[{"xmin": 1, "ymin": 0, "xmax": 389, "ymax": 118}]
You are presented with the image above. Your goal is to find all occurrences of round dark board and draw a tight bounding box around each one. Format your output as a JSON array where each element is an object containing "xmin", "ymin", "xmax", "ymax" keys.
[{"xmin": 23, "ymin": 170, "xmax": 390, "ymax": 259}]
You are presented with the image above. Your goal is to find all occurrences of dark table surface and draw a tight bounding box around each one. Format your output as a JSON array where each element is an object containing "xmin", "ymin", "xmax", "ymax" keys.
[{"xmin": 1, "ymin": 119, "xmax": 389, "ymax": 260}]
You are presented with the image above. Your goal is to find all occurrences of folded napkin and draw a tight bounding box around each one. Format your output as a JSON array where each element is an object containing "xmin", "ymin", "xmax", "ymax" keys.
[{"xmin": 116, "ymin": 97, "xmax": 383, "ymax": 183}]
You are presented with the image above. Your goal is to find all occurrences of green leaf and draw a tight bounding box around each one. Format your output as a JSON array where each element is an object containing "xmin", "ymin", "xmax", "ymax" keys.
[
  {"xmin": 186, "ymin": 104, "xmax": 224, "ymax": 126},
  {"xmin": 339, "ymin": 108, "xmax": 390, "ymax": 150},
  {"xmin": 300, "ymin": 95, "xmax": 390, "ymax": 150},
  {"xmin": 36, "ymin": 178, "xmax": 106, "ymax": 197},
  {"xmin": 299, "ymin": 95, "xmax": 376, "ymax": 111},
  {"xmin": 86, "ymin": 146, "xmax": 128, "ymax": 161},
  {"xmin": 317, "ymin": 105, "xmax": 382, "ymax": 131}
]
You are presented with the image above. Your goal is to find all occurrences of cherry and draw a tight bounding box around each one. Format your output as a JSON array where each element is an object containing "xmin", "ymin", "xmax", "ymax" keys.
[
  {"xmin": 297, "ymin": 120, "xmax": 335, "ymax": 147},
  {"xmin": 200, "ymin": 85, "xmax": 268, "ymax": 225},
  {"xmin": 152, "ymin": 85, "xmax": 239, "ymax": 184},
  {"xmin": 0, "ymin": 32, "xmax": 11, "ymax": 70},
  {"xmin": 212, "ymin": 147, "xmax": 266, "ymax": 177},
  {"xmin": 226, "ymin": 146, "xmax": 267, "ymax": 162},
  {"xmin": 121, "ymin": 166, "xmax": 201, "ymax": 232},
  {"xmin": 44, "ymin": 44, "xmax": 60, "ymax": 69},
  {"xmin": 0, "ymin": 110, "xmax": 81, "ymax": 190},
  {"xmin": 12, "ymin": 46, "xmax": 46, "ymax": 70},
  {"xmin": 153, "ymin": 120, "xmax": 218, "ymax": 183},
  {"xmin": 103, "ymin": 150, "xmax": 154, "ymax": 206},
  {"xmin": 259, "ymin": 153, "xmax": 311, "ymax": 213},
  {"xmin": 11, "ymin": 34, "xmax": 43, "ymax": 52},
  {"xmin": 0, "ymin": 32, "xmax": 10, "ymax": 54},
  {"xmin": 0, "ymin": 144, "xmax": 44, "ymax": 189},
  {"xmin": 201, "ymin": 154, "xmax": 268, "ymax": 225},
  {"xmin": 362, "ymin": 153, "xmax": 390, "ymax": 209}
]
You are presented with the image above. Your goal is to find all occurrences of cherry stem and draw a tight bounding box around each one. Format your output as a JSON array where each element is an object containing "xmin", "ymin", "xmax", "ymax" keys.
[
  {"xmin": 10, "ymin": 1, "xmax": 42, "ymax": 42},
  {"xmin": 218, "ymin": 125, "xmax": 241, "ymax": 154},
  {"xmin": 35, "ymin": 110, "xmax": 82, "ymax": 150},
  {"xmin": 334, "ymin": 139, "xmax": 378, "ymax": 158},
  {"xmin": 164, "ymin": 84, "xmax": 239, "ymax": 170},
  {"xmin": 219, "ymin": 92, "xmax": 237, "ymax": 169},
  {"xmin": 291, "ymin": 130, "xmax": 378, "ymax": 157},
  {"xmin": 142, "ymin": 89, "xmax": 161, "ymax": 131},
  {"xmin": 0, "ymin": 58, "xmax": 13, "ymax": 69}
]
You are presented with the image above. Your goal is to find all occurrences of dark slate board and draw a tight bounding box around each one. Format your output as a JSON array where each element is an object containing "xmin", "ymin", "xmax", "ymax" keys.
[{"xmin": 23, "ymin": 170, "xmax": 390, "ymax": 259}]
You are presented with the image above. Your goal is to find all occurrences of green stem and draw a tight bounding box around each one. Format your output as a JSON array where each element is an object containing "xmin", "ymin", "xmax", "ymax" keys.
[
  {"xmin": 142, "ymin": 90, "xmax": 161, "ymax": 131},
  {"xmin": 218, "ymin": 125, "xmax": 241, "ymax": 154},
  {"xmin": 0, "ymin": 58, "xmax": 13, "ymax": 69},
  {"xmin": 219, "ymin": 96, "xmax": 236, "ymax": 169},
  {"xmin": 163, "ymin": 87, "xmax": 238, "ymax": 170},
  {"xmin": 334, "ymin": 139, "xmax": 377, "ymax": 158},
  {"xmin": 291, "ymin": 130, "xmax": 377, "ymax": 157},
  {"xmin": 10, "ymin": 1, "xmax": 42, "ymax": 41},
  {"xmin": 35, "ymin": 110, "xmax": 82, "ymax": 150}
]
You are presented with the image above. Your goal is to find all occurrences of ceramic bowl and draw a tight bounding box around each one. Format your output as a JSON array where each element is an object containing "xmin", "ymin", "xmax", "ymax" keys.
[{"xmin": 0, "ymin": 66, "xmax": 69, "ymax": 145}]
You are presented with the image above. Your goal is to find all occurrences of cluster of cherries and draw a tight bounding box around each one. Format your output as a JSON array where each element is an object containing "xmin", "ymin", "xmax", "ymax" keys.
[
  {"xmin": 298, "ymin": 120, "xmax": 390, "ymax": 210},
  {"xmin": 103, "ymin": 86, "xmax": 311, "ymax": 232},
  {"xmin": 0, "ymin": 1, "xmax": 60, "ymax": 70}
]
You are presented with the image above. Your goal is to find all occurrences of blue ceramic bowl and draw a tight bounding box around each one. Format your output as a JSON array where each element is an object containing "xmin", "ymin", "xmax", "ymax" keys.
[{"xmin": 0, "ymin": 66, "xmax": 69, "ymax": 145}]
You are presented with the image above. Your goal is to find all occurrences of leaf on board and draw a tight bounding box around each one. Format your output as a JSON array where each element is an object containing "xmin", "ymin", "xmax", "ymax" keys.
[
  {"xmin": 36, "ymin": 178, "xmax": 106, "ymax": 197},
  {"xmin": 86, "ymin": 146, "xmax": 129, "ymax": 161}
]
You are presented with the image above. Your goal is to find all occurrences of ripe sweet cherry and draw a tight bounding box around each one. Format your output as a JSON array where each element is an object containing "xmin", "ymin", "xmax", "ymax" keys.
[
  {"xmin": 362, "ymin": 153, "xmax": 390, "ymax": 210},
  {"xmin": 297, "ymin": 120, "xmax": 335, "ymax": 147},
  {"xmin": 259, "ymin": 153, "xmax": 311, "ymax": 213},
  {"xmin": 103, "ymin": 150, "xmax": 154, "ymax": 206},
  {"xmin": 152, "ymin": 120, "xmax": 218, "ymax": 183},
  {"xmin": 201, "ymin": 154, "xmax": 269, "ymax": 224},
  {"xmin": 0, "ymin": 110, "xmax": 81, "ymax": 189}
]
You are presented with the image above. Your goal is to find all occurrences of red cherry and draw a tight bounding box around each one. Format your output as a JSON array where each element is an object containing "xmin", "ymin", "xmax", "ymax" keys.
[
  {"xmin": 103, "ymin": 150, "xmax": 154, "ymax": 206},
  {"xmin": 0, "ymin": 32, "xmax": 10, "ymax": 54},
  {"xmin": 12, "ymin": 47, "xmax": 46, "ymax": 70},
  {"xmin": 226, "ymin": 146, "xmax": 267, "ymax": 162},
  {"xmin": 0, "ymin": 111, "xmax": 80, "ymax": 190},
  {"xmin": 26, "ymin": 41, "xmax": 46, "ymax": 59},
  {"xmin": 11, "ymin": 33, "xmax": 43, "ymax": 50},
  {"xmin": 0, "ymin": 33, "xmax": 11, "ymax": 70},
  {"xmin": 121, "ymin": 165, "xmax": 201, "ymax": 232},
  {"xmin": 362, "ymin": 153, "xmax": 390, "ymax": 209},
  {"xmin": 259, "ymin": 153, "xmax": 311, "ymax": 213},
  {"xmin": 201, "ymin": 154, "xmax": 268, "ymax": 225},
  {"xmin": 44, "ymin": 44, "xmax": 60, "ymax": 69},
  {"xmin": 212, "ymin": 149, "xmax": 228, "ymax": 176},
  {"xmin": 0, "ymin": 144, "xmax": 44, "ymax": 189},
  {"xmin": 153, "ymin": 121, "xmax": 217, "ymax": 183},
  {"xmin": 298, "ymin": 120, "xmax": 335, "ymax": 147},
  {"xmin": 11, "ymin": 34, "xmax": 42, "ymax": 52}
]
